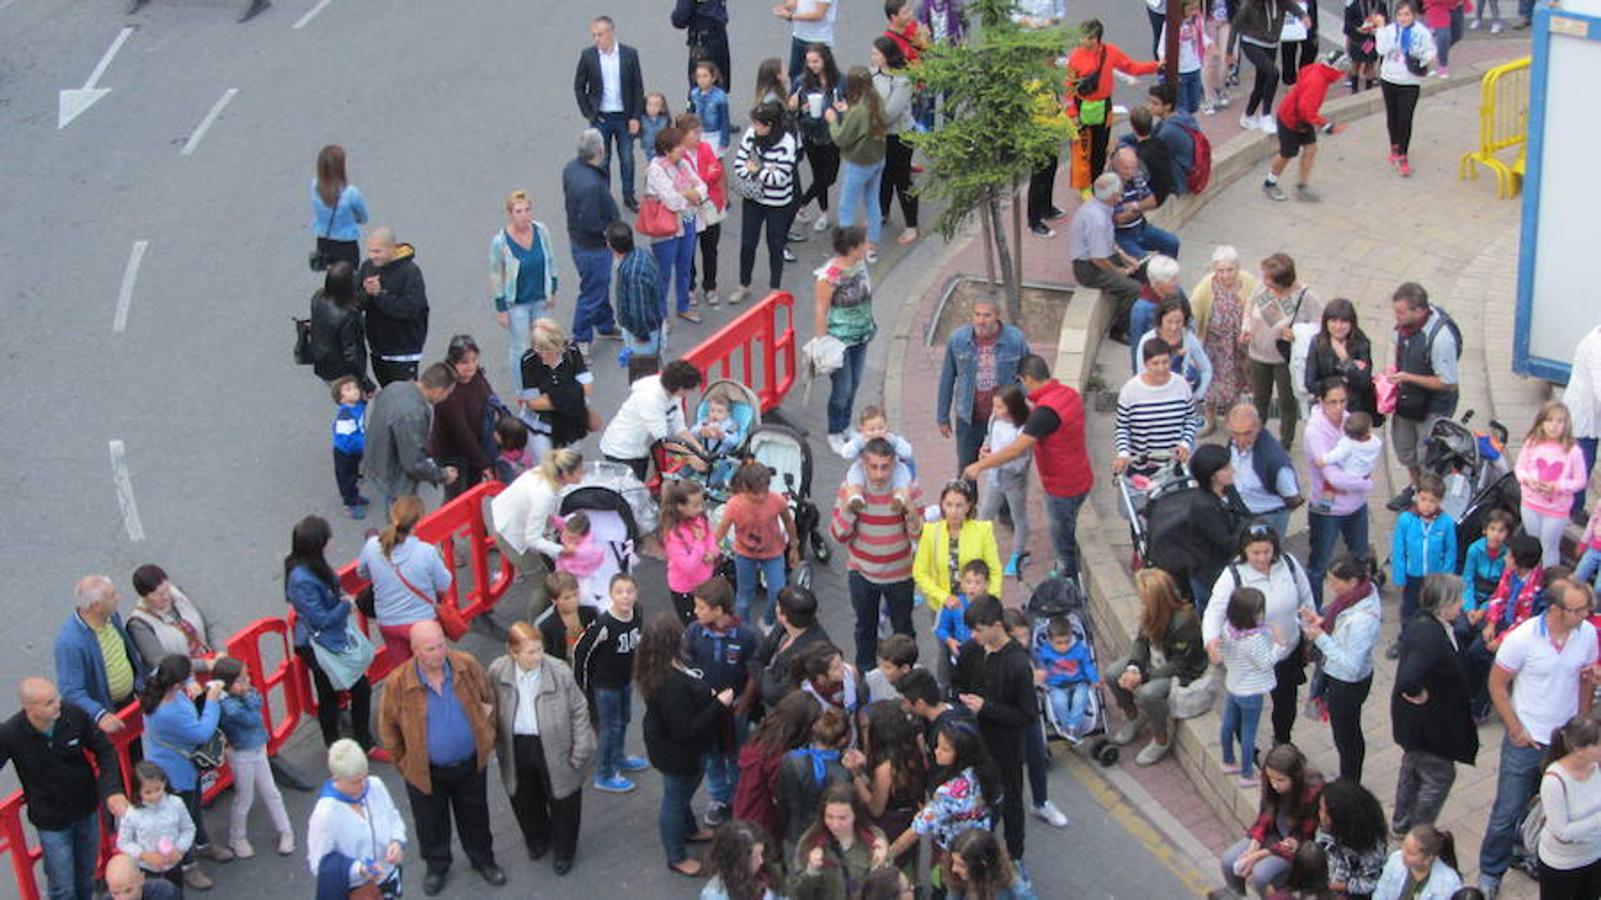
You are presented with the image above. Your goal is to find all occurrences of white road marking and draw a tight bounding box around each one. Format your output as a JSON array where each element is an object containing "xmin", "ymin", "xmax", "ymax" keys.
[
  {"xmin": 292, "ymin": 0, "xmax": 335, "ymax": 29},
  {"xmin": 111, "ymin": 240, "xmax": 148, "ymax": 333},
  {"xmin": 59, "ymin": 26, "xmax": 135, "ymax": 129},
  {"xmin": 180, "ymin": 88, "xmax": 239, "ymax": 156},
  {"xmin": 108, "ymin": 440, "xmax": 146, "ymax": 542}
]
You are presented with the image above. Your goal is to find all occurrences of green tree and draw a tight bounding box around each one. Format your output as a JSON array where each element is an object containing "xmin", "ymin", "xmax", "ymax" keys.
[{"xmin": 907, "ymin": 0, "xmax": 1075, "ymax": 321}]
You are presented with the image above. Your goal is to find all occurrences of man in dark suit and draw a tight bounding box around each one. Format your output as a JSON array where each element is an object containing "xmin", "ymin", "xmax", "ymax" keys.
[
  {"xmin": 671, "ymin": 0, "xmax": 731, "ymax": 91},
  {"xmin": 574, "ymin": 16, "xmax": 645, "ymax": 211}
]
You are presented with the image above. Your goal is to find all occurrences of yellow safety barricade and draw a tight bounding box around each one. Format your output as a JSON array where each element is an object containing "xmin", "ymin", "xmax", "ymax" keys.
[{"xmin": 1460, "ymin": 56, "xmax": 1531, "ymax": 199}]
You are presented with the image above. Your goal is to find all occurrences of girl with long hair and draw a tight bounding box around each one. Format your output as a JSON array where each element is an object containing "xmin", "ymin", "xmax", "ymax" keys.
[
  {"xmin": 1219, "ymin": 743, "xmax": 1325, "ymax": 896},
  {"xmin": 637, "ymin": 613, "xmax": 732, "ymax": 876},
  {"xmin": 826, "ymin": 66, "xmax": 888, "ymax": 256},
  {"xmin": 284, "ymin": 515, "xmax": 377, "ymax": 754},
  {"xmin": 702, "ymin": 820, "xmax": 783, "ymax": 900},
  {"xmin": 357, "ymin": 494, "xmax": 449, "ymax": 664},
  {"xmin": 730, "ymin": 101, "xmax": 802, "ymax": 305},
  {"xmin": 790, "ymin": 43, "xmax": 845, "ymax": 233},
  {"xmin": 310, "ymin": 144, "xmax": 369, "ymax": 271},
  {"xmin": 1374, "ymin": 824, "xmax": 1461, "ymax": 899},
  {"xmin": 733, "ymin": 692, "xmax": 824, "ymax": 838},
  {"xmin": 1108, "ymin": 568, "xmax": 1208, "ymax": 765},
  {"xmin": 1315, "ymin": 778, "xmax": 1389, "ymax": 899},
  {"xmin": 947, "ymin": 828, "xmax": 1038, "ymax": 900},
  {"xmin": 1305, "ymin": 297, "xmax": 1375, "ymax": 416},
  {"xmin": 870, "ymin": 36, "xmax": 919, "ymax": 246},
  {"xmin": 660, "ymin": 479, "xmax": 719, "ymax": 622},
  {"xmin": 977, "ymin": 384, "xmax": 1035, "ymax": 576},
  {"xmin": 884, "ymin": 719, "xmax": 1000, "ymax": 878},
  {"xmin": 1536, "ymin": 713, "xmax": 1601, "ymax": 898},
  {"xmin": 789, "ymin": 783, "xmax": 888, "ymax": 898},
  {"xmin": 1516, "ymin": 401, "xmax": 1588, "ymax": 567},
  {"xmin": 843, "ymin": 701, "xmax": 928, "ymax": 865}
]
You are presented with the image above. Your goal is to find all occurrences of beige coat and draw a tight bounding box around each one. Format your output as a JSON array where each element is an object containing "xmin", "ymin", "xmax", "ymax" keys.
[{"xmin": 487, "ymin": 654, "xmax": 595, "ymax": 800}]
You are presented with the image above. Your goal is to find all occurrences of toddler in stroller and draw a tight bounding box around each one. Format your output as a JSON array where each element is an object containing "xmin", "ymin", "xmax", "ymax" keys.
[
  {"xmin": 691, "ymin": 393, "xmax": 746, "ymax": 494},
  {"xmin": 554, "ymin": 512, "xmax": 608, "ymax": 610},
  {"xmin": 1035, "ymin": 616, "xmax": 1100, "ymax": 738}
]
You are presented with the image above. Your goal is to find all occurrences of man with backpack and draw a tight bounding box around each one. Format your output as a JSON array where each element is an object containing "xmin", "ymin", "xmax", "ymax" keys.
[
  {"xmin": 1387, "ymin": 282, "xmax": 1462, "ymax": 510},
  {"xmin": 1262, "ymin": 51, "xmax": 1350, "ymax": 202}
]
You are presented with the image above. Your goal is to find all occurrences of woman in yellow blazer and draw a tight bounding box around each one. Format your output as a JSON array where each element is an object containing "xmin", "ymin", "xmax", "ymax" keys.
[{"xmin": 913, "ymin": 482, "xmax": 1003, "ymax": 608}]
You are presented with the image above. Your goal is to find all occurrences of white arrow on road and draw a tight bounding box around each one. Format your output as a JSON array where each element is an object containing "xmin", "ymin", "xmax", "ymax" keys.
[{"xmin": 59, "ymin": 26, "xmax": 135, "ymax": 129}]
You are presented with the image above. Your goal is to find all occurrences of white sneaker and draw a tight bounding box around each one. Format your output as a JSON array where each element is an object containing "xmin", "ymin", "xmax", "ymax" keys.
[
  {"xmin": 813, "ymin": 214, "xmax": 831, "ymax": 233},
  {"xmin": 827, "ymin": 432, "xmax": 850, "ymax": 455},
  {"xmin": 1239, "ymin": 113, "xmax": 1258, "ymax": 131},
  {"xmin": 1135, "ymin": 738, "xmax": 1172, "ymax": 766},
  {"xmin": 229, "ymin": 839, "xmax": 254, "ymax": 860},
  {"xmin": 1032, "ymin": 800, "xmax": 1070, "ymax": 828},
  {"xmin": 1259, "ymin": 117, "xmax": 1278, "ymax": 134},
  {"xmin": 276, "ymin": 832, "xmax": 296, "ymax": 856}
]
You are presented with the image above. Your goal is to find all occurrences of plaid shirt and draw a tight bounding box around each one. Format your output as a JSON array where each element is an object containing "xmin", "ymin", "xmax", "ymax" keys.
[
  {"xmin": 614, "ymin": 248, "xmax": 663, "ymax": 337},
  {"xmin": 1247, "ymin": 783, "xmax": 1323, "ymax": 859}
]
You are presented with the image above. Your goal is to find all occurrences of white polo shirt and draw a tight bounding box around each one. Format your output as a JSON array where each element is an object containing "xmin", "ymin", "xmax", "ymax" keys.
[
  {"xmin": 1494, "ymin": 614, "xmax": 1599, "ymax": 745},
  {"xmin": 793, "ymin": 0, "xmax": 837, "ymax": 44}
]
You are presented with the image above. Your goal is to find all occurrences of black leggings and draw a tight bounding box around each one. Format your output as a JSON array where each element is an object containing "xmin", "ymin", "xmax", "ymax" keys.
[
  {"xmin": 799, "ymin": 144, "xmax": 840, "ymax": 212},
  {"xmin": 1381, "ymin": 80, "xmax": 1420, "ymax": 154},
  {"xmin": 691, "ymin": 222, "xmax": 721, "ymax": 291},
  {"xmin": 1280, "ymin": 4, "xmax": 1317, "ymax": 84},
  {"xmin": 1323, "ymin": 674, "xmax": 1372, "ymax": 782},
  {"xmin": 1027, "ymin": 154, "xmax": 1059, "ymax": 226},
  {"xmin": 1269, "ymin": 647, "xmax": 1307, "ymax": 746},
  {"xmin": 878, "ymin": 134, "xmax": 919, "ymax": 229},
  {"xmin": 1243, "ymin": 42, "xmax": 1280, "ymax": 117},
  {"xmin": 296, "ymin": 645, "xmax": 373, "ymax": 750},
  {"xmin": 739, "ymin": 199, "xmax": 793, "ymax": 291}
]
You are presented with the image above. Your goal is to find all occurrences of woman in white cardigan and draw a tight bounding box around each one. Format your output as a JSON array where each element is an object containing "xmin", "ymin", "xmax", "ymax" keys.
[{"xmin": 487, "ymin": 449, "xmax": 585, "ymax": 618}]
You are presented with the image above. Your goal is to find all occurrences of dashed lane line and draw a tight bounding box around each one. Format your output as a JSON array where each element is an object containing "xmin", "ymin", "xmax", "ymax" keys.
[
  {"xmin": 292, "ymin": 0, "xmax": 335, "ymax": 29},
  {"xmin": 108, "ymin": 440, "xmax": 146, "ymax": 542},
  {"xmin": 180, "ymin": 88, "xmax": 239, "ymax": 156},
  {"xmin": 111, "ymin": 240, "xmax": 148, "ymax": 333}
]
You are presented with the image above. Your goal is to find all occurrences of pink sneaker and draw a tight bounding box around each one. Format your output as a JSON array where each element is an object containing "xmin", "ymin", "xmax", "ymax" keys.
[{"xmin": 1399, "ymin": 156, "xmax": 1412, "ymax": 177}]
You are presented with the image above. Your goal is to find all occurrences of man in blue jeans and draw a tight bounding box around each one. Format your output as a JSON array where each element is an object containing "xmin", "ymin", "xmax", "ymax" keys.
[
  {"xmin": 964, "ymin": 356, "xmax": 1094, "ymax": 581},
  {"xmin": 934, "ymin": 298, "xmax": 1029, "ymax": 484},
  {"xmin": 830, "ymin": 440, "xmax": 922, "ymax": 671},
  {"xmin": 1477, "ymin": 579, "xmax": 1599, "ymax": 898},
  {"xmin": 562, "ymin": 129, "xmax": 623, "ymax": 350},
  {"xmin": 0, "ymin": 678, "xmax": 130, "ymax": 900},
  {"xmin": 573, "ymin": 16, "xmax": 645, "ymax": 210},
  {"xmin": 1109, "ymin": 146, "xmax": 1181, "ymax": 261}
]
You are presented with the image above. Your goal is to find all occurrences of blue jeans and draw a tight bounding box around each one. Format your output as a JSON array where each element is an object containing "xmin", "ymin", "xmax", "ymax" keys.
[
  {"xmin": 827, "ymin": 340, "xmax": 870, "ymax": 435},
  {"xmin": 659, "ymin": 769, "xmax": 704, "ymax": 865},
  {"xmin": 595, "ymin": 112, "xmax": 637, "ymax": 203},
  {"xmin": 1479, "ymin": 734, "xmax": 1547, "ymax": 880},
  {"xmin": 1179, "ymin": 70, "xmax": 1203, "ymax": 114},
  {"xmin": 847, "ymin": 572, "xmax": 915, "ymax": 672},
  {"xmin": 1306, "ymin": 505, "xmax": 1370, "ymax": 608},
  {"xmin": 1045, "ymin": 490, "xmax": 1089, "ymax": 579},
  {"xmin": 1114, "ymin": 221, "xmax": 1181, "ymax": 261},
  {"xmin": 39, "ymin": 813, "xmax": 98, "ymax": 900},
  {"xmin": 569, "ymin": 244, "xmax": 616, "ymax": 343},
  {"xmin": 954, "ymin": 415, "xmax": 988, "ymax": 484},
  {"xmin": 734, "ymin": 553, "xmax": 786, "ymax": 626},
  {"xmin": 593, "ymin": 684, "xmax": 632, "ymax": 780},
  {"xmin": 701, "ymin": 715, "xmax": 749, "ymax": 806},
  {"xmin": 1253, "ymin": 507, "xmax": 1291, "ymax": 543},
  {"xmin": 1220, "ymin": 692, "xmax": 1265, "ymax": 776},
  {"xmin": 506, "ymin": 301, "xmax": 549, "ymax": 392},
  {"xmin": 651, "ymin": 218, "xmax": 697, "ymax": 315},
  {"xmin": 1048, "ymin": 683, "xmax": 1093, "ymax": 736},
  {"xmin": 787, "ymin": 36, "xmax": 812, "ymax": 83},
  {"xmin": 838, "ymin": 159, "xmax": 886, "ymax": 245},
  {"xmin": 1578, "ymin": 547, "xmax": 1601, "ymax": 590}
]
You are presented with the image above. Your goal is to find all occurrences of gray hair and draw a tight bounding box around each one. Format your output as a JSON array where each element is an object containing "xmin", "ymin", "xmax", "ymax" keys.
[
  {"xmin": 1226, "ymin": 402, "xmax": 1261, "ymax": 428},
  {"xmin": 970, "ymin": 297, "xmax": 1000, "ymax": 314},
  {"xmin": 577, "ymin": 129, "xmax": 605, "ymax": 164},
  {"xmin": 327, "ymin": 738, "xmax": 370, "ymax": 780},
  {"xmin": 74, "ymin": 575, "xmax": 113, "ymax": 610},
  {"xmin": 1146, "ymin": 254, "xmax": 1180, "ymax": 287},
  {"xmin": 1210, "ymin": 245, "xmax": 1240, "ymax": 266},
  {"xmin": 1092, "ymin": 173, "xmax": 1123, "ymax": 203},
  {"xmin": 530, "ymin": 318, "xmax": 570, "ymax": 355}
]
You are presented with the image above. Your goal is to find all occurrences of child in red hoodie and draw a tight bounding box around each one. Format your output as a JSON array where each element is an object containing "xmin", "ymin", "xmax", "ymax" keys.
[{"xmin": 1263, "ymin": 50, "xmax": 1351, "ymax": 201}]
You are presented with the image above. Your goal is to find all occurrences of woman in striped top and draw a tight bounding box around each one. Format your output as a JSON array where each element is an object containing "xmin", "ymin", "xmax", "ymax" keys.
[
  {"xmin": 1114, "ymin": 337, "xmax": 1198, "ymax": 475},
  {"xmin": 729, "ymin": 101, "xmax": 801, "ymax": 305}
]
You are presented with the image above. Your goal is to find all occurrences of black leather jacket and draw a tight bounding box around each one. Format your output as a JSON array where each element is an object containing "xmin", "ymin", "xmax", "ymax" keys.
[{"xmin": 309, "ymin": 291, "xmax": 371, "ymax": 391}]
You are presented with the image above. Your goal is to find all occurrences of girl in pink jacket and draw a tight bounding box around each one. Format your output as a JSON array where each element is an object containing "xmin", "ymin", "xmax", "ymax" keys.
[
  {"xmin": 660, "ymin": 479, "xmax": 720, "ymax": 623},
  {"xmin": 1515, "ymin": 402, "xmax": 1588, "ymax": 567}
]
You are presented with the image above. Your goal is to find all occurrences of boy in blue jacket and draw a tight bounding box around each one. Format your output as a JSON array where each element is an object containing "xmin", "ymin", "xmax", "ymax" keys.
[
  {"xmin": 683, "ymin": 576, "xmax": 757, "ymax": 827},
  {"xmin": 1390, "ymin": 474, "xmax": 1456, "ymax": 654},
  {"xmin": 329, "ymin": 376, "xmax": 368, "ymax": 520},
  {"xmin": 1035, "ymin": 616, "xmax": 1100, "ymax": 737},
  {"xmin": 934, "ymin": 561, "xmax": 989, "ymax": 689}
]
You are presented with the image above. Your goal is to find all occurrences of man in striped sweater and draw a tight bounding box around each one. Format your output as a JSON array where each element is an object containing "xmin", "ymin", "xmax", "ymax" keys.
[
  {"xmin": 831, "ymin": 438, "xmax": 924, "ymax": 670},
  {"xmin": 1113, "ymin": 337, "xmax": 1198, "ymax": 475}
]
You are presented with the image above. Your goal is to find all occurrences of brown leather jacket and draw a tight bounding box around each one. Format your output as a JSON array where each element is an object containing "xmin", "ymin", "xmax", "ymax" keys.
[{"xmin": 377, "ymin": 649, "xmax": 497, "ymax": 794}]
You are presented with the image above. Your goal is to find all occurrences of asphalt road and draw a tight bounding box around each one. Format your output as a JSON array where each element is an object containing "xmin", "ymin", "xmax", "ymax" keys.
[{"xmin": 0, "ymin": 1, "xmax": 1210, "ymax": 896}]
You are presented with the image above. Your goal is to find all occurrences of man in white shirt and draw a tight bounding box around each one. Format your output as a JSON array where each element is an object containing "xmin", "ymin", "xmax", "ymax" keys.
[
  {"xmin": 1479, "ymin": 578, "xmax": 1599, "ymax": 897},
  {"xmin": 774, "ymin": 0, "xmax": 838, "ymax": 80},
  {"xmin": 573, "ymin": 17, "xmax": 646, "ymax": 211}
]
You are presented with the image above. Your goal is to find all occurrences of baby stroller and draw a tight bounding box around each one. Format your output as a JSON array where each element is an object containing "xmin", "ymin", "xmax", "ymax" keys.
[
  {"xmin": 747, "ymin": 421, "xmax": 830, "ymax": 565},
  {"xmin": 1113, "ymin": 452, "xmax": 1197, "ymax": 571},
  {"xmin": 1419, "ymin": 411, "xmax": 1520, "ymax": 568},
  {"xmin": 550, "ymin": 462, "xmax": 653, "ymax": 610},
  {"xmin": 1027, "ymin": 577, "xmax": 1119, "ymax": 766},
  {"xmin": 650, "ymin": 379, "xmax": 762, "ymax": 502}
]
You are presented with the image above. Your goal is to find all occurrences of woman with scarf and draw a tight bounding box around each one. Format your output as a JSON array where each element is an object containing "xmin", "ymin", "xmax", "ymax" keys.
[
  {"xmin": 1390, "ymin": 574, "xmax": 1478, "ymax": 836},
  {"xmin": 1298, "ymin": 555, "xmax": 1382, "ymax": 781},
  {"xmin": 126, "ymin": 564, "xmax": 217, "ymax": 676},
  {"xmin": 307, "ymin": 739, "xmax": 407, "ymax": 899},
  {"xmin": 1374, "ymin": 0, "xmax": 1436, "ymax": 176},
  {"xmin": 643, "ymin": 127, "xmax": 709, "ymax": 324}
]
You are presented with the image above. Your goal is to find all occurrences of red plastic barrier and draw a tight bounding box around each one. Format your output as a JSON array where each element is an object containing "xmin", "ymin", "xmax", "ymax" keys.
[
  {"xmin": 0, "ymin": 481, "xmax": 513, "ymax": 899},
  {"xmin": 681, "ymin": 290, "xmax": 797, "ymax": 413}
]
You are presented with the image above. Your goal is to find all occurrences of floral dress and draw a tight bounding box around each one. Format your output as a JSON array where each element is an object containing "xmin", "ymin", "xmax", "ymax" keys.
[{"xmin": 1200, "ymin": 276, "xmax": 1248, "ymax": 407}]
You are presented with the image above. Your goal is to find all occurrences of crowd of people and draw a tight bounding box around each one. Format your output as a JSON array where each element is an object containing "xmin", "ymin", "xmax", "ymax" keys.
[{"xmin": 9, "ymin": 3, "xmax": 1601, "ymax": 900}]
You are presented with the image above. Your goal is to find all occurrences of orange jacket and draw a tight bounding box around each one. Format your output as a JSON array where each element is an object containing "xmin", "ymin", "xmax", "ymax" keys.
[{"xmin": 1065, "ymin": 42, "xmax": 1160, "ymax": 111}]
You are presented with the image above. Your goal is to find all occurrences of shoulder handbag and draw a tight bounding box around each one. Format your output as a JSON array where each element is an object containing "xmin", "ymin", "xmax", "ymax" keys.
[
  {"xmin": 635, "ymin": 195, "xmax": 681, "ymax": 238},
  {"xmin": 1274, "ymin": 289, "xmax": 1308, "ymax": 363},
  {"xmin": 293, "ymin": 315, "xmax": 315, "ymax": 366},
  {"xmin": 308, "ymin": 188, "xmax": 342, "ymax": 272},
  {"xmin": 152, "ymin": 708, "xmax": 228, "ymax": 770},
  {"xmin": 392, "ymin": 561, "xmax": 469, "ymax": 642},
  {"xmin": 311, "ymin": 619, "xmax": 377, "ymax": 691}
]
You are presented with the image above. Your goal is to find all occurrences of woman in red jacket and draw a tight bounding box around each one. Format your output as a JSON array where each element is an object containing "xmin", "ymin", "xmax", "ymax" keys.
[
  {"xmin": 1066, "ymin": 19, "xmax": 1159, "ymax": 190},
  {"xmin": 678, "ymin": 112, "xmax": 728, "ymax": 308}
]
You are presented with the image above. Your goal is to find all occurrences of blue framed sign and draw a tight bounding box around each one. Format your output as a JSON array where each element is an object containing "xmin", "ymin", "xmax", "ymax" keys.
[{"xmin": 1514, "ymin": 4, "xmax": 1601, "ymax": 385}]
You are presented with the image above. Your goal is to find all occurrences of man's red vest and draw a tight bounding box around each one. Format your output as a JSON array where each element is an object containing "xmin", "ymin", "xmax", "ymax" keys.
[{"xmin": 1026, "ymin": 379, "xmax": 1093, "ymax": 498}]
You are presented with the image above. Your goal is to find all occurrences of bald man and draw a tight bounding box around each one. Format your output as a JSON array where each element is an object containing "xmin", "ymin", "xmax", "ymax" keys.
[
  {"xmin": 356, "ymin": 227, "xmax": 431, "ymax": 386},
  {"xmin": 1, "ymin": 678, "xmax": 130, "ymax": 900},
  {"xmin": 105, "ymin": 853, "xmax": 179, "ymax": 899},
  {"xmin": 378, "ymin": 621, "xmax": 502, "ymax": 894},
  {"xmin": 54, "ymin": 576, "xmax": 146, "ymax": 735}
]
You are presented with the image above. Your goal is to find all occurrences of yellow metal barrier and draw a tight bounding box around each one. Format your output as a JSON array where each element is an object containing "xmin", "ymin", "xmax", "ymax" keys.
[{"xmin": 1460, "ymin": 56, "xmax": 1531, "ymax": 199}]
